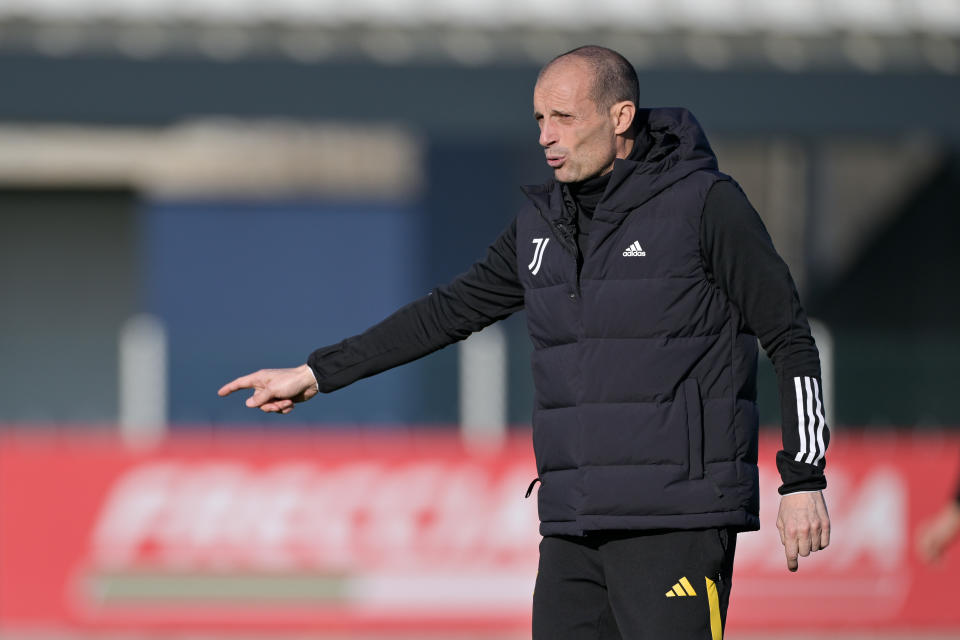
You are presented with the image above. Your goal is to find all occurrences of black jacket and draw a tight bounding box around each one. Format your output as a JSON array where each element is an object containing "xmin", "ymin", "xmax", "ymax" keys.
[{"xmin": 309, "ymin": 108, "xmax": 828, "ymax": 534}]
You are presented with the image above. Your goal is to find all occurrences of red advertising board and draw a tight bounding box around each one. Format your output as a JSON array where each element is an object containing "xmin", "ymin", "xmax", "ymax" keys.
[{"xmin": 1, "ymin": 427, "xmax": 959, "ymax": 634}]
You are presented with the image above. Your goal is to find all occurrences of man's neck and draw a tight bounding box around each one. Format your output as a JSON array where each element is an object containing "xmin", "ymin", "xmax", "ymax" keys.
[{"xmin": 595, "ymin": 135, "xmax": 638, "ymax": 178}]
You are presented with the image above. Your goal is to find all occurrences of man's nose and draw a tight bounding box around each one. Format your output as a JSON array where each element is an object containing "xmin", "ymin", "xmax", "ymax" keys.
[{"xmin": 539, "ymin": 121, "xmax": 557, "ymax": 148}]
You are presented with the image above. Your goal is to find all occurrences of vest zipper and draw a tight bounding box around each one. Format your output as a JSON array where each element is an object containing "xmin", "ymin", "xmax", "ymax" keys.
[{"xmin": 536, "ymin": 209, "xmax": 581, "ymax": 297}]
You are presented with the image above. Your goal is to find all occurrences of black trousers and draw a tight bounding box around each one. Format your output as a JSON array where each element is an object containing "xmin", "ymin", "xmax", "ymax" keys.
[{"xmin": 532, "ymin": 528, "xmax": 737, "ymax": 640}]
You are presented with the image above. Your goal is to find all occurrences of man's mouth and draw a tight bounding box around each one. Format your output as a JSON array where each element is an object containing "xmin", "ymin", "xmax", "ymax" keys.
[{"xmin": 546, "ymin": 156, "xmax": 565, "ymax": 168}]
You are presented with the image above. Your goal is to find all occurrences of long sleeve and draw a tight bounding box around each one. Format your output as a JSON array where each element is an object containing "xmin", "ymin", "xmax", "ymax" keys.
[
  {"xmin": 307, "ymin": 218, "xmax": 524, "ymax": 392},
  {"xmin": 701, "ymin": 180, "xmax": 829, "ymax": 494}
]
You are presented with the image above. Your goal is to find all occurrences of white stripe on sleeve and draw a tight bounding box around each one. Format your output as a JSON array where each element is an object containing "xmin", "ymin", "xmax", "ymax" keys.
[
  {"xmin": 794, "ymin": 376, "xmax": 807, "ymax": 462},
  {"xmin": 812, "ymin": 378, "xmax": 827, "ymax": 466},
  {"xmin": 804, "ymin": 376, "xmax": 818, "ymax": 464}
]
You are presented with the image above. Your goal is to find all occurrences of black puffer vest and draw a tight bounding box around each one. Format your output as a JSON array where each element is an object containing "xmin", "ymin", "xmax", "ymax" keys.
[{"xmin": 518, "ymin": 108, "xmax": 760, "ymax": 536}]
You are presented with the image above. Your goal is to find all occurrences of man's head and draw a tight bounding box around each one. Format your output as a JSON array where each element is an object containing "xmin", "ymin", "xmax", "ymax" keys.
[{"xmin": 534, "ymin": 45, "xmax": 639, "ymax": 183}]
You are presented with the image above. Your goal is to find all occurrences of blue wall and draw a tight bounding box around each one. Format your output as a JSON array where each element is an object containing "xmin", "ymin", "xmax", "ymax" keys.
[{"xmin": 143, "ymin": 199, "xmax": 430, "ymax": 426}]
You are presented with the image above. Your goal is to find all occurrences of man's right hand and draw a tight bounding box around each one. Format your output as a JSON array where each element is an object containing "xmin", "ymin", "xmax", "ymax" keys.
[{"xmin": 217, "ymin": 364, "xmax": 319, "ymax": 414}]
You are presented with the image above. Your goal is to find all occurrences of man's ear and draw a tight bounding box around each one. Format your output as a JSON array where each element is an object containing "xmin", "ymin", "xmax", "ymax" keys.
[{"xmin": 611, "ymin": 101, "xmax": 636, "ymax": 135}]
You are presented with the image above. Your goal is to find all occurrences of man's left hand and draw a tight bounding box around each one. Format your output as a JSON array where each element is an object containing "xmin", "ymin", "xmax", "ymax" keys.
[{"xmin": 776, "ymin": 490, "xmax": 830, "ymax": 572}]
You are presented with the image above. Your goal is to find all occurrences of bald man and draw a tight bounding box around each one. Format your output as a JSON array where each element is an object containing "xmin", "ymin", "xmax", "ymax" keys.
[{"xmin": 221, "ymin": 46, "xmax": 831, "ymax": 639}]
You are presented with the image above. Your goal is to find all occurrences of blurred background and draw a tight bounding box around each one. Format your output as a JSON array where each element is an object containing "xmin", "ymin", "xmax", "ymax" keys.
[{"xmin": 1, "ymin": 1, "xmax": 959, "ymax": 638}]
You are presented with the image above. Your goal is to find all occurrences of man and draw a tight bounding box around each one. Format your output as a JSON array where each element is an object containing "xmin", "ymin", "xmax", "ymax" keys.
[{"xmin": 219, "ymin": 45, "xmax": 831, "ymax": 639}]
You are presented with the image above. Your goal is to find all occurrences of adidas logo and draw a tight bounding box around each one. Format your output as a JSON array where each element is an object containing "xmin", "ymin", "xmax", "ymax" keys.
[
  {"xmin": 665, "ymin": 576, "xmax": 697, "ymax": 598},
  {"xmin": 622, "ymin": 241, "xmax": 646, "ymax": 257}
]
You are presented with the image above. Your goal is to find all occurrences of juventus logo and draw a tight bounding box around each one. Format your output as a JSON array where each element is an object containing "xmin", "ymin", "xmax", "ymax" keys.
[{"xmin": 528, "ymin": 238, "xmax": 549, "ymax": 275}]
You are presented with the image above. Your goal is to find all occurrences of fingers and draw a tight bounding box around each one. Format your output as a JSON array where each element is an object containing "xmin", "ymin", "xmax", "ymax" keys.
[
  {"xmin": 260, "ymin": 399, "xmax": 294, "ymax": 412},
  {"xmin": 808, "ymin": 519, "xmax": 822, "ymax": 552},
  {"xmin": 218, "ymin": 370, "xmax": 284, "ymax": 409},
  {"xmin": 219, "ymin": 367, "xmax": 310, "ymax": 415},
  {"xmin": 217, "ymin": 373, "xmax": 256, "ymax": 397},
  {"xmin": 816, "ymin": 495, "xmax": 831, "ymax": 549},
  {"xmin": 257, "ymin": 398, "xmax": 295, "ymax": 414},
  {"xmin": 815, "ymin": 496, "xmax": 831, "ymax": 552},
  {"xmin": 779, "ymin": 512, "xmax": 798, "ymax": 571},
  {"xmin": 797, "ymin": 526, "xmax": 813, "ymax": 557},
  {"xmin": 785, "ymin": 535, "xmax": 799, "ymax": 572},
  {"xmin": 778, "ymin": 491, "xmax": 831, "ymax": 573}
]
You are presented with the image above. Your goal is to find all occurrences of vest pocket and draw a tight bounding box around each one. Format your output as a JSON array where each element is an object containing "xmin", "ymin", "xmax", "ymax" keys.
[{"xmin": 683, "ymin": 378, "xmax": 704, "ymax": 480}]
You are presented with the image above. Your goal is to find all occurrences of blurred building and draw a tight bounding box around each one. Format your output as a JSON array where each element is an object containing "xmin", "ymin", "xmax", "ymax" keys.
[{"xmin": 1, "ymin": 0, "xmax": 959, "ymax": 429}]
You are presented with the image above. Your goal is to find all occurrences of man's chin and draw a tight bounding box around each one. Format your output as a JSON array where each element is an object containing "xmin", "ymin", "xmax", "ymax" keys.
[{"xmin": 555, "ymin": 166, "xmax": 612, "ymax": 183}]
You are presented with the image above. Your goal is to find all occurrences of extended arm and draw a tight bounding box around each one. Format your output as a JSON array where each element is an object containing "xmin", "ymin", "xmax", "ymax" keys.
[
  {"xmin": 219, "ymin": 219, "xmax": 524, "ymax": 412},
  {"xmin": 701, "ymin": 180, "xmax": 830, "ymax": 571}
]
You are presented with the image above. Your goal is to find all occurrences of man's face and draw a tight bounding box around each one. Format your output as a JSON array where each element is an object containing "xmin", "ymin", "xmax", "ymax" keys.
[{"xmin": 533, "ymin": 59, "xmax": 618, "ymax": 183}]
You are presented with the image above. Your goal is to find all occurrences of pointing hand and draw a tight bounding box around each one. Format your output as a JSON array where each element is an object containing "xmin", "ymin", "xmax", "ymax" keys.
[{"xmin": 218, "ymin": 364, "xmax": 319, "ymax": 414}]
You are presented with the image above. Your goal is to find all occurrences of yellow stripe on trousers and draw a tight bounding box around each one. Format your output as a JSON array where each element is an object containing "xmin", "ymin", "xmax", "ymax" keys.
[{"xmin": 704, "ymin": 577, "xmax": 722, "ymax": 640}]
